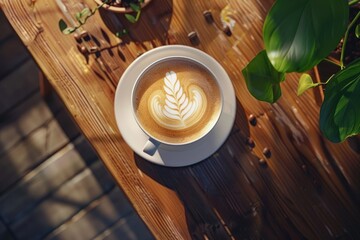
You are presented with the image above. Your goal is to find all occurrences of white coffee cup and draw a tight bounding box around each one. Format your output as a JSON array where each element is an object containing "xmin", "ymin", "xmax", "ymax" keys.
[{"xmin": 131, "ymin": 53, "xmax": 224, "ymax": 156}]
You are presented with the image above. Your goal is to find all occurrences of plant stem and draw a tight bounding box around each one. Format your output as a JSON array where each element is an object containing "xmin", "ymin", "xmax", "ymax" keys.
[
  {"xmin": 69, "ymin": 0, "xmax": 108, "ymax": 33},
  {"xmin": 349, "ymin": 0, "xmax": 360, "ymax": 6},
  {"xmin": 313, "ymin": 74, "xmax": 334, "ymax": 89},
  {"xmin": 340, "ymin": 10, "xmax": 360, "ymax": 69},
  {"xmin": 135, "ymin": 9, "xmax": 141, "ymax": 22},
  {"xmin": 324, "ymin": 57, "xmax": 341, "ymax": 67},
  {"xmin": 324, "ymin": 74, "xmax": 334, "ymax": 85}
]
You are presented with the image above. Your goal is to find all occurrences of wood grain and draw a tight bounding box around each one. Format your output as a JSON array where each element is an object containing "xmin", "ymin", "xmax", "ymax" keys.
[
  {"xmin": 1, "ymin": 0, "xmax": 359, "ymax": 239},
  {"xmin": 93, "ymin": 212, "xmax": 154, "ymax": 240}
]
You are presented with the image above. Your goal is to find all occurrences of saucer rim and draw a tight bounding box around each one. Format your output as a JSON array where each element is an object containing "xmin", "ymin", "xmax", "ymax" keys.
[{"xmin": 114, "ymin": 45, "xmax": 236, "ymax": 167}]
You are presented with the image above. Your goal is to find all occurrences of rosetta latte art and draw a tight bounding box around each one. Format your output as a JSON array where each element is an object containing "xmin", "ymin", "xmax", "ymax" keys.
[{"xmin": 149, "ymin": 71, "xmax": 207, "ymax": 130}]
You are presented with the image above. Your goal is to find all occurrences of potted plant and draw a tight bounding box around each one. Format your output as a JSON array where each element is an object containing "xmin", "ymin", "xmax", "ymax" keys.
[
  {"xmin": 242, "ymin": 0, "xmax": 360, "ymax": 143},
  {"xmin": 59, "ymin": 0, "xmax": 151, "ymax": 34}
]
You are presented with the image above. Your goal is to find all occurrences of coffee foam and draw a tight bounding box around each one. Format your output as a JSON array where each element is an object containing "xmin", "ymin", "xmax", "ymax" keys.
[
  {"xmin": 134, "ymin": 59, "xmax": 222, "ymax": 144},
  {"xmin": 149, "ymin": 71, "xmax": 207, "ymax": 130}
]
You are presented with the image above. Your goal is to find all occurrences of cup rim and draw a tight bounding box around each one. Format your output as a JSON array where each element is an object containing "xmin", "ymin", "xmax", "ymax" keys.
[{"xmin": 131, "ymin": 56, "xmax": 224, "ymax": 147}]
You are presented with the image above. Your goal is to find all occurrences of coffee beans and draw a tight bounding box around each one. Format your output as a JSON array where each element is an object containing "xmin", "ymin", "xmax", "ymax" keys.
[
  {"xmin": 246, "ymin": 137, "xmax": 255, "ymax": 148},
  {"xmin": 248, "ymin": 114, "xmax": 257, "ymax": 126},
  {"xmin": 259, "ymin": 158, "xmax": 267, "ymax": 166},
  {"xmin": 223, "ymin": 26, "xmax": 232, "ymax": 36},
  {"xmin": 263, "ymin": 148, "xmax": 271, "ymax": 158},
  {"xmin": 188, "ymin": 31, "xmax": 200, "ymax": 46},
  {"xmin": 203, "ymin": 10, "xmax": 214, "ymax": 24}
]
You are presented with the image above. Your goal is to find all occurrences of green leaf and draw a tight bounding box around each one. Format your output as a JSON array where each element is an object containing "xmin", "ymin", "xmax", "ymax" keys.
[
  {"xmin": 125, "ymin": 14, "xmax": 137, "ymax": 23},
  {"xmin": 263, "ymin": 0, "xmax": 349, "ymax": 73},
  {"xmin": 62, "ymin": 27, "xmax": 76, "ymax": 35},
  {"xmin": 75, "ymin": 12, "xmax": 82, "ymax": 22},
  {"xmin": 81, "ymin": 7, "xmax": 92, "ymax": 17},
  {"xmin": 356, "ymin": 24, "xmax": 360, "ymax": 39},
  {"xmin": 320, "ymin": 58, "xmax": 360, "ymax": 143},
  {"xmin": 129, "ymin": 3, "xmax": 140, "ymax": 12},
  {"xmin": 58, "ymin": 19, "xmax": 68, "ymax": 32},
  {"xmin": 75, "ymin": 8, "xmax": 92, "ymax": 24},
  {"xmin": 297, "ymin": 73, "xmax": 319, "ymax": 96},
  {"xmin": 242, "ymin": 50, "xmax": 285, "ymax": 103}
]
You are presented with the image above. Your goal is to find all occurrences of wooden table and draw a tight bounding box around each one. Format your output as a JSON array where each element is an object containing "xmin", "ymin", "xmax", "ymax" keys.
[{"xmin": 2, "ymin": 0, "xmax": 360, "ymax": 238}]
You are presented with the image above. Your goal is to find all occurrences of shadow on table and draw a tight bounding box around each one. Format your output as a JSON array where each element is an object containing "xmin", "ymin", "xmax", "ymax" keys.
[
  {"xmin": 134, "ymin": 98, "xmax": 268, "ymax": 239},
  {"xmin": 134, "ymin": 94, "xmax": 360, "ymax": 239}
]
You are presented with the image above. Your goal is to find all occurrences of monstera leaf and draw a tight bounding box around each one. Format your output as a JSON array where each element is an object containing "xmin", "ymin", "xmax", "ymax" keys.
[
  {"xmin": 263, "ymin": 0, "xmax": 349, "ymax": 72},
  {"xmin": 242, "ymin": 50, "xmax": 285, "ymax": 103},
  {"xmin": 320, "ymin": 59, "xmax": 360, "ymax": 143}
]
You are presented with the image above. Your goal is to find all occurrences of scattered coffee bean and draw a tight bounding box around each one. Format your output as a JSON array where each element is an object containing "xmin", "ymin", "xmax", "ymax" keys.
[
  {"xmin": 203, "ymin": 10, "xmax": 214, "ymax": 24},
  {"xmin": 301, "ymin": 164, "xmax": 308, "ymax": 173},
  {"xmin": 248, "ymin": 114, "xmax": 257, "ymax": 126},
  {"xmin": 246, "ymin": 137, "xmax": 255, "ymax": 148},
  {"xmin": 223, "ymin": 25, "xmax": 232, "ymax": 36},
  {"xmin": 188, "ymin": 31, "xmax": 200, "ymax": 46},
  {"xmin": 259, "ymin": 158, "xmax": 267, "ymax": 166},
  {"xmin": 263, "ymin": 147, "xmax": 271, "ymax": 158}
]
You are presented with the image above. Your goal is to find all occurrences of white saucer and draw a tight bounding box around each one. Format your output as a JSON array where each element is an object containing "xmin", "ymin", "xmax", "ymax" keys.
[{"xmin": 114, "ymin": 45, "xmax": 236, "ymax": 167}]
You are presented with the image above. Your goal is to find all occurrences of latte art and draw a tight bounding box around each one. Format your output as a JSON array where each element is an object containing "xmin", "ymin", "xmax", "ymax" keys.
[
  {"xmin": 133, "ymin": 59, "xmax": 222, "ymax": 144},
  {"xmin": 149, "ymin": 71, "xmax": 207, "ymax": 130}
]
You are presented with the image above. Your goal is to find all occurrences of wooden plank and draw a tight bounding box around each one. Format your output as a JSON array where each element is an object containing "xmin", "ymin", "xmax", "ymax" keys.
[
  {"xmin": 2, "ymin": 0, "xmax": 360, "ymax": 239},
  {"xmin": 0, "ymin": 10, "xmax": 14, "ymax": 42},
  {"xmin": 45, "ymin": 187, "xmax": 134, "ymax": 240},
  {"xmin": 0, "ymin": 93, "xmax": 56, "ymax": 155},
  {"xmin": 51, "ymin": 102, "xmax": 82, "ymax": 140},
  {"xmin": 0, "ymin": 136, "xmax": 97, "ymax": 224},
  {"xmin": 0, "ymin": 34, "xmax": 30, "ymax": 79},
  {"xmin": 94, "ymin": 213, "xmax": 154, "ymax": 240},
  {"xmin": 0, "ymin": 116, "xmax": 79, "ymax": 194},
  {"xmin": 0, "ymin": 59, "xmax": 39, "ymax": 116},
  {"xmin": 9, "ymin": 160, "xmax": 115, "ymax": 240},
  {"xmin": 26, "ymin": 88, "xmax": 84, "ymax": 141}
]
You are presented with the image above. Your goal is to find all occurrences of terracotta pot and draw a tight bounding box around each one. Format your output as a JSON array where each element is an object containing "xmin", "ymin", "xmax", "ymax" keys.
[{"xmin": 94, "ymin": 0, "xmax": 152, "ymax": 13}]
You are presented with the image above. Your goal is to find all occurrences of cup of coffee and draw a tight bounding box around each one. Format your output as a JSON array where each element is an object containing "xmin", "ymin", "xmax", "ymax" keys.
[{"xmin": 132, "ymin": 56, "xmax": 223, "ymax": 155}]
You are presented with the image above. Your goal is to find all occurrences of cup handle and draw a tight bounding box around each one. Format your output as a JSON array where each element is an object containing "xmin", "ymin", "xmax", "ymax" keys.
[{"xmin": 143, "ymin": 138, "xmax": 160, "ymax": 156}]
